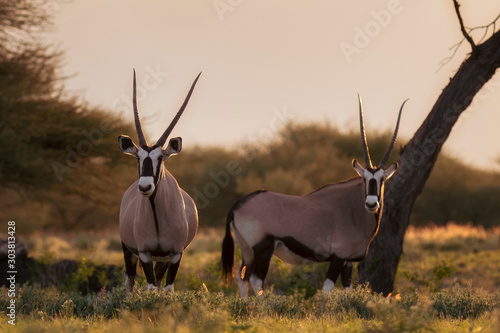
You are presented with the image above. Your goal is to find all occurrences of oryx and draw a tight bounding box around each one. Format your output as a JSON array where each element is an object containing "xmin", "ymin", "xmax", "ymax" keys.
[
  {"xmin": 118, "ymin": 70, "xmax": 201, "ymax": 293},
  {"xmin": 222, "ymin": 96, "xmax": 407, "ymax": 297}
]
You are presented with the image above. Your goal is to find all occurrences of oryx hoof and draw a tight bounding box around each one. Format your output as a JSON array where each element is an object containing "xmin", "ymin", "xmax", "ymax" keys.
[
  {"xmin": 125, "ymin": 275, "xmax": 135, "ymax": 294},
  {"xmin": 322, "ymin": 278, "xmax": 335, "ymax": 293}
]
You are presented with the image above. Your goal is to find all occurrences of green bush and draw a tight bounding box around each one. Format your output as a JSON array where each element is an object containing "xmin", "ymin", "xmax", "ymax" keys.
[
  {"xmin": 3, "ymin": 121, "xmax": 500, "ymax": 231},
  {"xmin": 309, "ymin": 287, "xmax": 379, "ymax": 319},
  {"xmin": 365, "ymin": 297, "xmax": 436, "ymax": 333},
  {"xmin": 431, "ymin": 285, "xmax": 499, "ymax": 319},
  {"xmin": 1, "ymin": 282, "xmax": 499, "ymax": 333}
]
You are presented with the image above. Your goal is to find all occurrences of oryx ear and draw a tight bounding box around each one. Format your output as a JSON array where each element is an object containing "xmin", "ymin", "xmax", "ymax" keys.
[
  {"xmin": 162, "ymin": 137, "xmax": 182, "ymax": 158},
  {"xmin": 383, "ymin": 162, "xmax": 398, "ymax": 180},
  {"xmin": 118, "ymin": 135, "xmax": 138, "ymax": 156},
  {"xmin": 353, "ymin": 159, "xmax": 365, "ymax": 177}
]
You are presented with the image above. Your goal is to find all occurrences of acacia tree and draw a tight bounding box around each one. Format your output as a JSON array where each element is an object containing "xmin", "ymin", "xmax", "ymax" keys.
[
  {"xmin": 358, "ymin": 1, "xmax": 500, "ymax": 295},
  {"xmin": 0, "ymin": 1, "xmax": 133, "ymax": 231}
]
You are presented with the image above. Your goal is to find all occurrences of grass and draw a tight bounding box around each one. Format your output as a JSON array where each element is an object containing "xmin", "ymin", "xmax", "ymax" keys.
[
  {"xmin": 398, "ymin": 223, "xmax": 500, "ymax": 294},
  {"xmin": 0, "ymin": 286, "xmax": 499, "ymax": 332},
  {"xmin": 1, "ymin": 223, "xmax": 500, "ymax": 332}
]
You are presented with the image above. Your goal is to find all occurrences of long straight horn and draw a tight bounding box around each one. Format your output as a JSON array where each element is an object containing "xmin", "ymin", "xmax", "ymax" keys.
[
  {"xmin": 378, "ymin": 99, "xmax": 408, "ymax": 169},
  {"xmin": 358, "ymin": 94, "xmax": 373, "ymax": 169},
  {"xmin": 156, "ymin": 72, "xmax": 202, "ymax": 148},
  {"xmin": 133, "ymin": 69, "xmax": 148, "ymax": 146}
]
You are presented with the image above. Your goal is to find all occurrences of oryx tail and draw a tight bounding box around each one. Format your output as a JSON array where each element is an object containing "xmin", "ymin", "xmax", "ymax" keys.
[
  {"xmin": 222, "ymin": 190, "xmax": 267, "ymax": 284},
  {"xmin": 221, "ymin": 209, "xmax": 235, "ymax": 285}
]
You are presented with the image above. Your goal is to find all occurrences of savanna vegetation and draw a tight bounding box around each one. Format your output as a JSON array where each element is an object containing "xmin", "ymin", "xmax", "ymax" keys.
[
  {"xmin": 4, "ymin": 121, "xmax": 500, "ymax": 233},
  {"xmin": 1, "ymin": 0, "xmax": 500, "ymax": 332},
  {"xmin": 1, "ymin": 1, "xmax": 499, "ymax": 233},
  {"xmin": 0, "ymin": 0, "xmax": 133, "ymax": 231},
  {"xmin": 1, "ymin": 225, "xmax": 500, "ymax": 332}
]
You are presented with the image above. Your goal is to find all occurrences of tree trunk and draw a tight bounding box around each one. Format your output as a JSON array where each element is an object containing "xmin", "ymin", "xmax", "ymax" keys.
[{"xmin": 358, "ymin": 28, "xmax": 500, "ymax": 295}]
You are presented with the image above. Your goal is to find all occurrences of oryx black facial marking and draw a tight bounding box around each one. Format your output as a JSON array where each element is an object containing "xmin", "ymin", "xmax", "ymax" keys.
[
  {"xmin": 118, "ymin": 69, "xmax": 201, "ymax": 294},
  {"xmin": 222, "ymin": 95, "xmax": 407, "ymax": 298},
  {"xmin": 357, "ymin": 167, "xmax": 385, "ymax": 213},
  {"xmin": 137, "ymin": 146, "xmax": 164, "ymax": 197},
  {"xmin": 368, "ymin": 178, "xmax": 378, "ymax": 196},
  {"xmin": 141, "ymin": 153, "xmax": 154, "ymax": 176}
]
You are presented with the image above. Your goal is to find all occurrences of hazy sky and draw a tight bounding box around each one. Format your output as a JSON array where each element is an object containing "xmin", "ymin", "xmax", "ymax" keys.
[{"xmin": 44, "ymin": 0, "xmax": 500, "ymax": 170}]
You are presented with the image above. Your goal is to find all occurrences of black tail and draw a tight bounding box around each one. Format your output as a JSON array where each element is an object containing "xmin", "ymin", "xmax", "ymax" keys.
[
  {"xmin": 221, "ymin": 190, "xmax": 266, "ymax": 285},
  {"xmin": 221, "ymin": 210, "xmax": 235, "ymax": 285}
]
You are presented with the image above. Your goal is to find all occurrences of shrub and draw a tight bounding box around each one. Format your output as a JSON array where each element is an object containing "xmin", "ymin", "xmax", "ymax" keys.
[
  {"xmin": 432, "ymin": 285, "xmax": 497, "ymax": 319},
  {"xmin": 364, "ymin": 297, "xmax": 436, "ymax": 332},
  {"xmin": 308, "ymin": 286, "xmax": 379, "ymax": 319}
]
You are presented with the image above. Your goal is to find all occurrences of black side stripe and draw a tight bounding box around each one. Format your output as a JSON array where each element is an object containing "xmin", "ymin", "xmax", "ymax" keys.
[{"xmin": 149, "ymin": 193, "xmax": 160, "ymax": 236}]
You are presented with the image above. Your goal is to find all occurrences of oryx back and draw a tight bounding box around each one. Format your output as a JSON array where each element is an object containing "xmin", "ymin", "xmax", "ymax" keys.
[{"xmin": 231, "ymin": 178, "xmax": 377, "ymax": 265}]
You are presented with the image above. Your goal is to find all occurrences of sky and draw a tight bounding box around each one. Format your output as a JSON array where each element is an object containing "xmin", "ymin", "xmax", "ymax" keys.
[{"xmin": 43, "ymin": 0, "xmax": 500, "ymax": 171}]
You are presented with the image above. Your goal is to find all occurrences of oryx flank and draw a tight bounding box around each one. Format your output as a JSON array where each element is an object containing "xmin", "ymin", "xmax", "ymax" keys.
[
  {"xmin": 118, "ymin": 70, "xmax": 201, "ymax": 293},
  {"xmin": 222, "ymin": 96, "xmax": 407, "ymax": 297}
]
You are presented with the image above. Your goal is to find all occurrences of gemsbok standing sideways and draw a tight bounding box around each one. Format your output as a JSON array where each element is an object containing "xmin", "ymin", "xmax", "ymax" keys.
[
  {"xmin": 222, "ymin": 96, "xmax": 407, "ymax": 298},
  {"xmin": 118, "ymin": 70, "xmax": 201, "ymax": 293}
]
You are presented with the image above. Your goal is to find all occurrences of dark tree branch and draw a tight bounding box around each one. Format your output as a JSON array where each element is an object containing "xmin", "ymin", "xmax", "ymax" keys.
[
  {"xmin": 437, "ymin": 4, "xmax": 500, "ymax": 72},
  {"xmin": 453, "ymin": 0, "xmax": 476, "ymax": 50},
  {"xmin": 436, "ymin": 40, "xmax": 465, "ymax": 72},
  {"xmin": 468, "ymin": 13, "xmax": 500, "ymax": 44},
  {"xmin": 358, "ymin": 19, "xmax": 500, "ymax": 295}
]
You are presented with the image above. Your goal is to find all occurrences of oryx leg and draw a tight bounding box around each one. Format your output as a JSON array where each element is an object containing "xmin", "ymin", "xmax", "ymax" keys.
[
  {"xmin": 232, "ymin": 222, "xmax": 256, "ymax": 298},
  {"xmin": 341, "ymin": 261, "xmax": 353, "ymax": 289},
  {"xmin": 154, "ymin": 262, "xmax": 168, "ymax": 291},
  {"xmin": 139, "ymin": 252, "xmax": 156, "ymax": 291},
  {"xmin": 122, "ymin": 242, "xmax": 138, "ymax": 293},
  {"xmin": 237, "ymin": 260, "xmax": 254, "ymax": 298},
  {"xmin": 164, "ymin": 253, "xmax": 182, "ymax": 293},
  {"xmin": 236, "ymin": 267, "xmax": 249, "ymax": 298},
  {"xmin": 249, "ymin": 237, "xmax": 275, "ymax": 297},
  {"xmin": 323, "ymin": 257, "xmax": 345, "ymax": 292}
]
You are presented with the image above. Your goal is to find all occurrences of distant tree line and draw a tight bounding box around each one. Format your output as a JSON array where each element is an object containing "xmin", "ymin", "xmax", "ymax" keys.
[
  {"xmin": 170, "ymin": 123, "xmax": 500, "ymax": 229},
  {"xmin": 1, "ymin": 1, "xmax": 499, "ymax": 232},
  {"xmin": 0, "ymin": 0, "xmax": 133, "ymax": 231}
]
